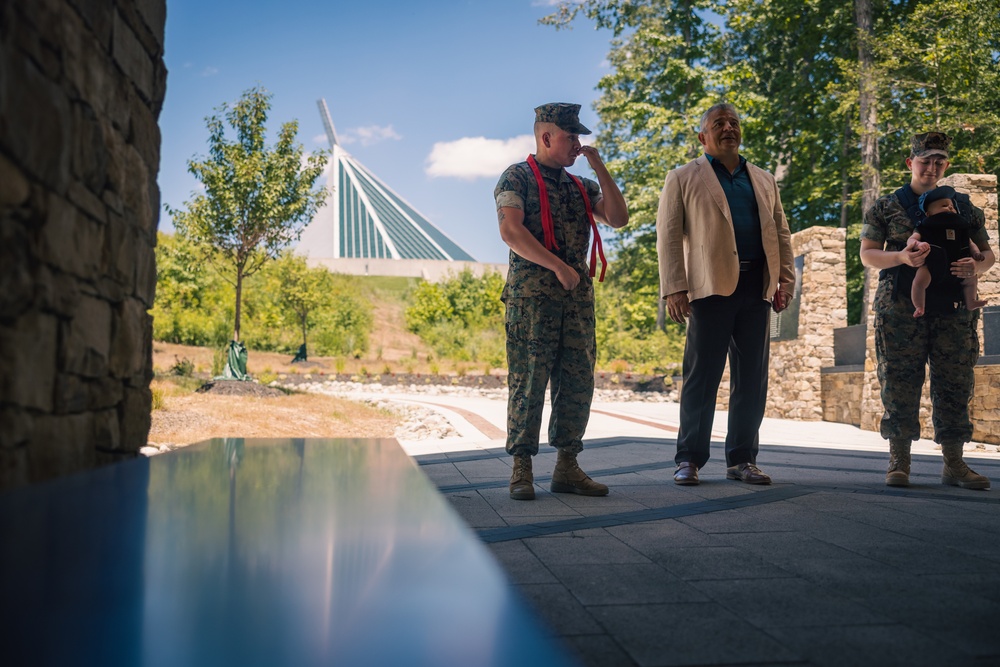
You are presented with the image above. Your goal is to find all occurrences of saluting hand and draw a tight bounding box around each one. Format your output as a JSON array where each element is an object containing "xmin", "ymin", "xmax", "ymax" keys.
[{"xmin": 578, "ymin": 145, "xmax": 603, "ymax": 169}]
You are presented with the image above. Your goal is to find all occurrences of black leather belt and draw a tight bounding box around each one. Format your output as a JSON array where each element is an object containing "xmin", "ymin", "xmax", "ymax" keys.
[{"xmin": 739, "ymin": 259, "xmax": 763, "ymax": 272}]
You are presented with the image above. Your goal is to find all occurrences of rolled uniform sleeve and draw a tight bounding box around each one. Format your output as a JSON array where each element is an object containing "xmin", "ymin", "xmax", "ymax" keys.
[
  {"xmin": 860, "ymin": 204, "xmax": 887, "ymax": 245},
  {"xmin": 496, "ymin": 190, "xmax": 524, "ymax": 210}
]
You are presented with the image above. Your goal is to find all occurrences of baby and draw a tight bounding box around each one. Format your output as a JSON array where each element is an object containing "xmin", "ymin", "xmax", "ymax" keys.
[{"xmin": 908, "ymin": 186, "xmax": 987, "ymax": 318}]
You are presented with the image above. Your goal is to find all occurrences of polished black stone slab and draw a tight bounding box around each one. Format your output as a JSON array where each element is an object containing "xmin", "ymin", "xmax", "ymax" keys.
[{"xmin": 0, "ymin": 438, "xmax": 578, "ymax": 667}]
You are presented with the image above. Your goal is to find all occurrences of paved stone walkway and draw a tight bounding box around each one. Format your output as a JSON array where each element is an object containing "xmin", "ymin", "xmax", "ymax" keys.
[{"xmin": 301, "ymin": 381, "xmax": 1000, "ymax": 666}]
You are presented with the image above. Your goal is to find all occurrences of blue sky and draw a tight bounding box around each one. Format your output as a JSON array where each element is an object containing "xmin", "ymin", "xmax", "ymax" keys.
[{"xmin": 159, "ymin": 0, "xmax": 617, "ymax": 264}]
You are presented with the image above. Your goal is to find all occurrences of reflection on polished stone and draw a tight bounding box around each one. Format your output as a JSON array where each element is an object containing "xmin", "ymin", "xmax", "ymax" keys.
[{"xmin": 0, "ymin": 438, "xmax": 577, "ymax": 667}]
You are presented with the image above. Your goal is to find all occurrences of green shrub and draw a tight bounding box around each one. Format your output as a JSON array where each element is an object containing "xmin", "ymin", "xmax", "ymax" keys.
[
  {"xmin": 154, "ymin": 234, "xmax": 374, "ymax": 356},
  {"xmin": 405, "ymin": 269, "xmax": 505, "ymax": 362},
  {"xmin": 170, "ymin": 356, "xmax": 195, "ymax": 377}
]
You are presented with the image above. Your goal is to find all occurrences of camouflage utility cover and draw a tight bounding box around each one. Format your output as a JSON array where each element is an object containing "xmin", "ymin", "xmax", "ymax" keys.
[
  {"xmin": 495, "ymin": 159, "xmax": 602, "ymax": 302},
  {"xmin": 534, "ymin": 103, "xmax": 591, "ymax": 135},
  {"xmin": 910, "ymin": 131, "xmax": 951, "ymax": 158}
]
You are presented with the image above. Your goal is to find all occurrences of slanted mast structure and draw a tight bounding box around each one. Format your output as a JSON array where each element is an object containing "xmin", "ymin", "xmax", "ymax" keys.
[{"xmin": 299, "ymin": 99, "xmax": 476, "ymax": 264}]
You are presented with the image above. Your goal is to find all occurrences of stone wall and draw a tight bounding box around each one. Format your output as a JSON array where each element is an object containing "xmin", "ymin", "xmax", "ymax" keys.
[
  {"xmin": 820, "ymin": 369, "xmax": 863, "ymax": 426},
  {"xmin": 972, "ymin": 364, "xmax": 1000, "ymax": 443},
  {"xmin": 767, "ymin": 226, "xmax": 847, "ymax": 420},
  {"xmin": 860, "ymin": 173, "xmax": 999, "ymax": 442},
  {"xmin": 0, "ymin": 0, "xmax": 166, "ymax": 490},
  {"xmin": 703, "ymin": 226, "xmax": 847, "ymax": 420}
]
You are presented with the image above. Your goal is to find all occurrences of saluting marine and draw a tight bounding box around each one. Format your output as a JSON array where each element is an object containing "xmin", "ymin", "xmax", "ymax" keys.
[{"xmin": 495, "ymin": 103, "xmax": 628, "ymax": 500}]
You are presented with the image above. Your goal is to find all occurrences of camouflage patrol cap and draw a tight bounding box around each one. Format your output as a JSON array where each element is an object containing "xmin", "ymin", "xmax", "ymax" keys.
[
  {"xmin": 910, "ymin": 131, "xmax": 951, "ymax": 158},
  {"xmin": 534, "ymin": 103, "xmax": 591, "ymax": 135},
  {"xmin": 918, "ymin": 185, "xmax": 957, "ymax": 213}
]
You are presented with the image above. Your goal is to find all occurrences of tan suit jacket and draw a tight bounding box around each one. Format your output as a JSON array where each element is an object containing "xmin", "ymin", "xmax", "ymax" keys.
[{"xmin": 656, "ymin": 156, "xmax": 795, "ymax": 302}]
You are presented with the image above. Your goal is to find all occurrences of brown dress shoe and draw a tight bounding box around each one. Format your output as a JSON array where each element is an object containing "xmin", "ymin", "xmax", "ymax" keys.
[
  {"xmin": 726, "ymin": 462, "xmax": 771, "ymax": 485},
  {"xmin": 673, "ymin": 461, "xmax": 699, "ymax": 485}
]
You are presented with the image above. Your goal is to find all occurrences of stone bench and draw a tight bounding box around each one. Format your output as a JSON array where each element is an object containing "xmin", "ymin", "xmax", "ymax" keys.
[{"xmin": 0, "ymin": 437, "xmax": 578, "ymax": 666}]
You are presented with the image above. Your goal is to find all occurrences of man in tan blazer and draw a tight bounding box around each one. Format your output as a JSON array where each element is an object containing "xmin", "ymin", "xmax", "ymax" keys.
[{"xmin": 656, "ymin": 102, "xmax": 795, "ymax": 486}]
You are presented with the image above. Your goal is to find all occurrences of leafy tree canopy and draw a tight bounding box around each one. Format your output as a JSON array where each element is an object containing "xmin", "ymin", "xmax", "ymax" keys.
[
  {"xmin": 167, "ymin": 86, "xmax": 328, "ymax": 341},
  {"xmin": 545, "ymin": 0, "xmax": 1000, "ymax": 326}
]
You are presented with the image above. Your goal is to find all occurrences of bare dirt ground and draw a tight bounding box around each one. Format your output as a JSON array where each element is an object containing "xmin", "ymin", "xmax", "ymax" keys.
[
  {"xmin": 148, "ymin": 380, "xmax": 399, "ymax": 448},
  {"xmin": 149, "ymin": 341, "xmax": 406, "ymax": 448},
  {"xmin": 147, "ymin": 318, "xmax": 671, "ymax": 448}
]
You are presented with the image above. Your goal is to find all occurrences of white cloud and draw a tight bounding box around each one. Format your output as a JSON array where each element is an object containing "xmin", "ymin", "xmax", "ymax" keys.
[
  {"xmin": 340, "ymin": 125, "xmax": 402, "ymax": 147},
  {"xmin": 425, "ymin": 135, "xmax": 536, "ymax": 180},
  {"xmin": 313, "ymin": 133, "xmax": 329, "ymax": 145},
  {"xmin": 201, "ymin": 66, "xmax": 219, "ymax": 77}
]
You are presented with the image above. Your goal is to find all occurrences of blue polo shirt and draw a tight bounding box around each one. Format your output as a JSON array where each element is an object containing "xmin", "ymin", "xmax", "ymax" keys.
[{"xmin": 706, "ymin": 153, "xmax": 764, "ymax": 261}]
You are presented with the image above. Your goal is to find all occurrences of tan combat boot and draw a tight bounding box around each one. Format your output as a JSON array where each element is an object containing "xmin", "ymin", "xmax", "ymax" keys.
[
  {"xmin": 885, "ymin": 439, "xmax": 911, "ymax": 487},
  {"xmin": 509, "ymin": 454, "xmax": 535, "ymax": 500},
  {"xmin": 550, "ymin": 450, "xmax": 608, "ymax": 496},
  {"xmin": 941, "ymin": 442, "xmax": 990, "ymax": 490}
]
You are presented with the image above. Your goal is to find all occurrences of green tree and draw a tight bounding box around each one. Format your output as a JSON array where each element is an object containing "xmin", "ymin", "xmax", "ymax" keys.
[
  {"xmin": 240, "ymin": 261, "xmax": 373, "ymax": 357},
  {"xmin": 543, "ymin": 0, "xmax": 726, "ymax": 336},
  {"xmin": 723, "ymin": 0, "xmax": 858, "ymax": 231},
  {"xmin": 269, "ymin": 253, "xmax": 334, "ymax": 353},
  {"xmin": 152, "ymin": 232, "xmax": 233, "ymax": 347},
  {"xmin": 405, "ymin": 270, "xmax": 506, "ymax": 364},
  {"xmin": 546, "ymin": 0, "xmax": 1000, "ymax": 328},
  {"xmin": 871, "ymin": 0, "xmax": 1000, "ymax": 184},
  {"xmin": 168, "ymin": 86, "xmax": 328, "ymax": 343}
]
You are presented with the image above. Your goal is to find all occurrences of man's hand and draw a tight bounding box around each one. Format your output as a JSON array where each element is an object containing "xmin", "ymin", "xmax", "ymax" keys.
[
  {"xmin": 772, "ymin": 288, "xmax": 792, "ymax": 313},
  {"xmin": 554, "ymin": 263, "xmax": 581, "ymax": 291},
  {"xmin": 665, "ymin": 291, "xmax": 691, "ymax": 324}
]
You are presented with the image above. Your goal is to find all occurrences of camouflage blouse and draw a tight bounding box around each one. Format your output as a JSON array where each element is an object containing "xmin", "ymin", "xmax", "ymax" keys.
[
  {"xmin": 495, "ymin": 159, "xmax": 602, "ymax": 302},
  {"xmin": 861, "ymin": 188, "xmax": 989, "ymax": 315}
]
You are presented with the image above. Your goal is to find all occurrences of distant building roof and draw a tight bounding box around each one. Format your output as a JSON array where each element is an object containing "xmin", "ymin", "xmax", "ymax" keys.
[{"xmin": 298, "ymin": 99, "xmax": 476, "ymax": 262}]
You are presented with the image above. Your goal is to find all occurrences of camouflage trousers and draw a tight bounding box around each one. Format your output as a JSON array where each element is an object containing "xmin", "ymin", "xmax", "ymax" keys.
[
  {"xmin": 504, "ymin": 297, "xmax": 596, "ymax": 457},
  {"xmin": 874, "ymin": 299, "xmax": 979, "ymax": 443}
]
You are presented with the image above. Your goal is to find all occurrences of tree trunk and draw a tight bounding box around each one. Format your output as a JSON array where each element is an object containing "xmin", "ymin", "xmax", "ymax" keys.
[
  {"xmin": 301, "ymin": 314, "xmax": 308, "ymax": 349},
  {"xmin": 234, "ymin": 269, "xmax": 244, "ymax": 342},
  {"xmin": 840, "ymin": 113, "xmax": 851, "ymax": 229},
  {"xmin": 856, "ymin": 0, "xmax": 879, "ymax": 323}
]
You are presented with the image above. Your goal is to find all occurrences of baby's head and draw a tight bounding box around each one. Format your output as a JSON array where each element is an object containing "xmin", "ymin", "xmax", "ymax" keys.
[{"xmin": 919, "ymin": 185, "xmax": 958, "ymax": 216}]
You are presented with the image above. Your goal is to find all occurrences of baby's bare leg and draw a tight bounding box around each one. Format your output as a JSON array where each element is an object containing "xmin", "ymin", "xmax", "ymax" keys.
[
  {"xmin": 963, "ymin": 277, "xmax": 987, "ymax": 311},
  {"xmin": 911, "ymin": 266, "xmax": 931, "ymax": 318}
]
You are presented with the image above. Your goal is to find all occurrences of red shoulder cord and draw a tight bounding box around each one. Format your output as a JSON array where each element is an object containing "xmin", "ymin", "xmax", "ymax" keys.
[
  {"xmin": 525, "ymin": 154, "xmax": 607, "ymax": 282},
  {"xmin": 569, "ymin": 172, "xmax": 607, "ymax": 282},
  {"xmin": 525, "ymin": 154, "xmax": 558, "ymax": 252}
]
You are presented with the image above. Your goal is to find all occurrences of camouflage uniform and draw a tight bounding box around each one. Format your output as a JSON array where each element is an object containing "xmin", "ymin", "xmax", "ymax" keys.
[
  {"xmin": 495, "ymin": 159, "xmax": 602, "ymax": 456},
  {"xmin": 861, "ymin": 190, "xmax": 989, "ymax": 443}
]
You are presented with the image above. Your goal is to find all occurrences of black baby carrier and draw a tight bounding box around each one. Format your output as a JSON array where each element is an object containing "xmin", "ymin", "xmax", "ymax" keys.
[{"xmin": 881, "ymin": 186, "xmax": 975, "ymax": 314}]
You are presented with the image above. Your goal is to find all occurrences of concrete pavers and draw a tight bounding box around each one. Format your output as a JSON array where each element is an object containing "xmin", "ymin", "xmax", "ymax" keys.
[{"xmin": 398, "ymin": 392, "xmax": 1000, "ymax": 667}]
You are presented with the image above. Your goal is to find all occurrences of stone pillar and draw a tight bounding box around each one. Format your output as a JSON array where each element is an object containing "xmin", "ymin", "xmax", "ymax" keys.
[
  {"xmin": 709, "ymin": 226, "xmax": 847, "ymax": 419},
  {"xmin": 860, "ymin": 173, "xmax": 999, "ymax": 439},
  {"xmin": 767, "ymin": 226, "xmax": 847, "ymax": 420},
  {"xmin": 0, "ymin": 0, "xmax": 166, "ymax": 490}
]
